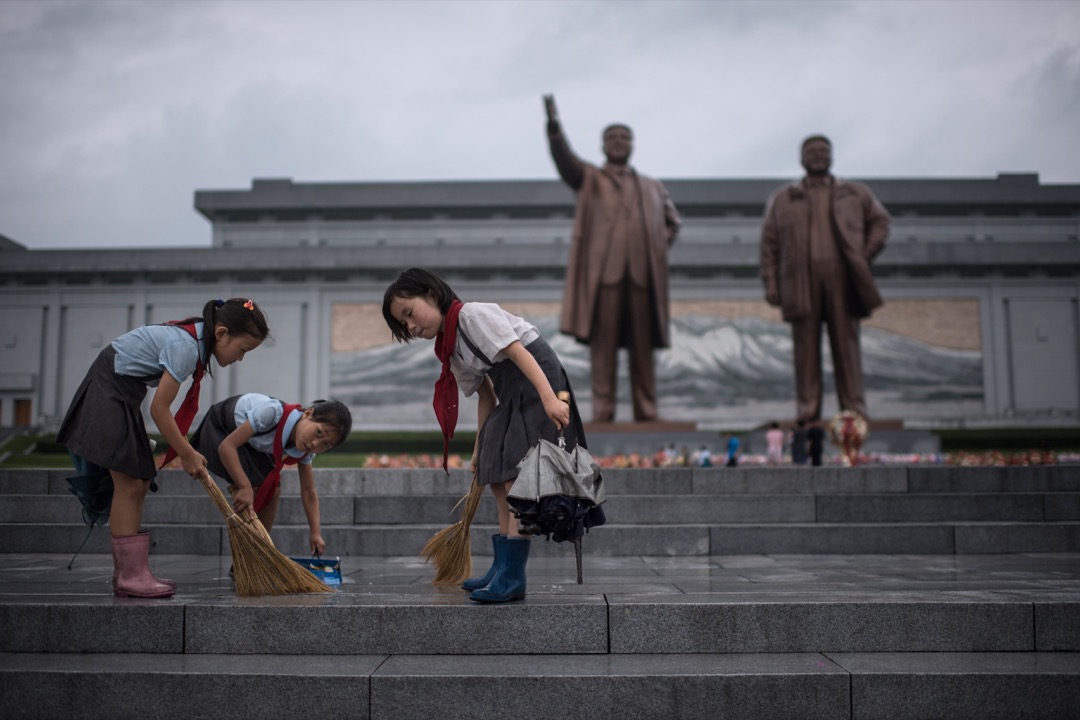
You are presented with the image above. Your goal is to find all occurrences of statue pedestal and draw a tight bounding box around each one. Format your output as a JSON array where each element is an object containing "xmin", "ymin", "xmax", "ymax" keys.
[
  {"xmin": 583, "ymin": 420, "xmax": 697, "ymax": 434},
  {"xmin": 578, "ymin": 418, "xmax": 939, "ymax": 459},
  {"xmin": 582, "ymin": 421, "xmax": 712, "ymax": 458}
]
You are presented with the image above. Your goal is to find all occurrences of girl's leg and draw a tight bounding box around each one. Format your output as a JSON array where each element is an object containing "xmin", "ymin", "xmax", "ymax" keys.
[
  {"xmin": 489, "ymin": 482, "xmax": 512, "ymax": 535},
  {"xmin": 109, "ymin": 471, "xmax": 149, "ymax": 537},
  {"xmin": 470, "ymin": 479, "xmax": 531, "ymax": 603},
  {"xmin": 490, "ymin": 480, "xmax": 528, "ymax": 537},
  {"xmin": 108, "ymin": 470, "xmax": 172, "ymax": 598},
  {"xmin": 106, "ymin": 470, "xmax": 174, "ymax": 589}
]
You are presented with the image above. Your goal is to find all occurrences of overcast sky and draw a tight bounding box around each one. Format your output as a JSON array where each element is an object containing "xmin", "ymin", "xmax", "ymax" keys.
[{"xmin": 2, "ymin": 0, "xmax": 1078, "ymax": 250}]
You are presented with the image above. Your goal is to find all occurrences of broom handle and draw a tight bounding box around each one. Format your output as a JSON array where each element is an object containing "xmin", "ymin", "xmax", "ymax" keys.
[
  {"xmin": 197, "ymin": 470, "xmax": 268, "ymax": 538},
  {"xmin": 196, "ymin": 470, "xmax": 234, "ymax": 519}
]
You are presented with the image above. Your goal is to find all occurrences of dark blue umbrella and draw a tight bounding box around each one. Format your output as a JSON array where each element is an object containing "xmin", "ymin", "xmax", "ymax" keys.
[
  {"xmin": 65, "ymin": 455, "xmax": 113, "ymax": 569},
  {"xmin": 67, "ymin": 472, "xmax": 113, "ymax": 528}
]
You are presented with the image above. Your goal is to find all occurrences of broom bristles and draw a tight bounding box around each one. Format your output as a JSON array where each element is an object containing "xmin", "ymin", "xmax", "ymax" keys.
[
  {"xmin": 421, "ymin": 473, "xmax": 484, "ymax": 585},
  {"xmin": 198, "ymin": 472, "xmax": 332, "ymax": 597}
]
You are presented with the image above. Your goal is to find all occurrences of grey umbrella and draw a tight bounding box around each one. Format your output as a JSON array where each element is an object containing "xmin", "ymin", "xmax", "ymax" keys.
[{"xmin": 508, "ymin": 436, "xmax": 606, "ymax": 583}]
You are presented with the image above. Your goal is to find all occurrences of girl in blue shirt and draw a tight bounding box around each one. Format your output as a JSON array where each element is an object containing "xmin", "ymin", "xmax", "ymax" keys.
[
  {"xmin": 57, "ymin": 298, "xmax": 270, "ymax": 598},
  {"xmin": 190, "ymin": 394, "xmax": 353, "ymax": 557}
]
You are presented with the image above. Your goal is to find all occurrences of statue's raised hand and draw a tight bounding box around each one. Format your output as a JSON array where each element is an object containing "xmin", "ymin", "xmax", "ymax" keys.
[{"xmin": 543, "ymin": 94, "xmax": 559, "ymax": 124}]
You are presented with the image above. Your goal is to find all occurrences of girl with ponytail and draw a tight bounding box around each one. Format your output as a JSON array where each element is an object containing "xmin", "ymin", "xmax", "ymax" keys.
[{"xmin": 57, "ymin": 298, "xmax": 270, "ymax": 598}]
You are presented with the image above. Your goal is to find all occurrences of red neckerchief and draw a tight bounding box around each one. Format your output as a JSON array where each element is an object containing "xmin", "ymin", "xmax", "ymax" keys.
[
  {"xmin": 158, "ymin": 321, "xmax": 206, "ymax": 469},
  {"xmin": 433, "ymin": 300, "xmax": 463, "ymax": 472},
  {"xmin": 253, "ymin": 403, "xmax": 304, "ymax": 513}
]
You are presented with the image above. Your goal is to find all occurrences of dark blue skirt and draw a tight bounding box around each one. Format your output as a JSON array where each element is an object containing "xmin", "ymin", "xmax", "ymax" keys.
[
  {"xmin": 475, "ymin": 337, "xmax": 586, "ymax": 486},
  {"xmin": 56, "ymin": 346, "xmax": 158, "ymax": 480}
]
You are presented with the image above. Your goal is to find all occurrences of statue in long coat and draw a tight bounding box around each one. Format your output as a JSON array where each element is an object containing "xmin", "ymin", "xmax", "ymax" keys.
[
  {"xmin": 544, "ymin": 94, "xmax": 681, "ymax": 423},
  {"xmin": 760, "ymin": 135, "xmax": 890, "ymax": 423}
]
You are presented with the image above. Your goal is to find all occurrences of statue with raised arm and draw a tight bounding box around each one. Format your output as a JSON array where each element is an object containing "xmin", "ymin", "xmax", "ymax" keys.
[
  {"xmin": 760, "ymin": 135, "xmax": 890, "ymax": 423},
  {"xmin": 544, "ymin": 94, "xmax": 681, "ymax": 423}
]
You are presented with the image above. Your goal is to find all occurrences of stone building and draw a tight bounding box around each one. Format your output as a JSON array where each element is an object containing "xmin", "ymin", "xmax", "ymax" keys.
[{"xmin": 1, "ymin": 173, "xmax": 1078, "ymax": 430}]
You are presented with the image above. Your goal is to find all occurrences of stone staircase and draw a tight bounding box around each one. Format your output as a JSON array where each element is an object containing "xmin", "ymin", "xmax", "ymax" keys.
[
  {"xmin": 1, "ymin": 465, "xmax": 1079, "ymax": 719},
  {"xmin": 3, "ymin": 465, "xmax": 1080, "ymax": 557}
]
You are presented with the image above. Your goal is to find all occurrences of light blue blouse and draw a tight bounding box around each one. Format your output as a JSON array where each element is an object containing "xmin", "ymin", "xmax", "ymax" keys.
[
  {"xmin": 111, "ymin": 322, "xmax": 205, "ymax": 387},
  {"xmin": 232, "ymin": 393, "xmax": 313, "ymax": 464}
]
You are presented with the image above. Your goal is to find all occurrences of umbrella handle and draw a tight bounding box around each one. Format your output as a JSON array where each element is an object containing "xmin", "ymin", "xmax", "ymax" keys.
[
  {"xmin": 557, "ymin": 390, "xmax": 570, "ymax": 449},
  {"xmin": 574, "ymin": 536, "xmax": 583, "ymax": 584}
]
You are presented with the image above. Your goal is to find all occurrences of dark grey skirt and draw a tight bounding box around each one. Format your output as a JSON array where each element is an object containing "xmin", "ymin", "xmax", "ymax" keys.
[
  {"xmin": 56, "ymin": 346, "xmax": 159, "ymax": 480},
  {"xmin": 189, "ymin": 395, "xmax": 275, "ymax": 489},
  {"xmin": 475, "ymin": 337, "xmax": 586, "ymax": 486}
]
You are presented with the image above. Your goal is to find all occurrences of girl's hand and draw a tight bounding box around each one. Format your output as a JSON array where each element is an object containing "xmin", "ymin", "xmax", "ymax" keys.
[
  {"xmin": 470, "ymin": 449, "xmax": 480, "ymax": 473},
  {"xmin": 233, "ymin": 486, "xmax": 254, "ymax": 516},
  {"xmin": 180, "ymin": 450, "xmax": 208, "ymax": 479},
  {"xmin": 309, "ymin": 533, "xmax": 326, "ymax": 556},
  {"xmin": 543, "ymin": 394, "xmax": 570, "ymax": 431}
]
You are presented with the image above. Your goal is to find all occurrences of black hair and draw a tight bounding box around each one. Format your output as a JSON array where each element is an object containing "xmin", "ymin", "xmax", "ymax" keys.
[
  {"xmin": 801, "ymin": 134, "xmax": 832, "ymax": 151},
  {"xmin": 308, "ymin": 399, "xmax": 353, "ymax": 447},
  {"xmin": 381, "ymin": 267, "xmax": 460, "ymax": 343},
  {"xmin": 602, "ymin": 123, "xmax": 633, "ymax": 139},
  {"xmin": 177, "ymin": 298, "xmax": 271, "ymax": 376}
]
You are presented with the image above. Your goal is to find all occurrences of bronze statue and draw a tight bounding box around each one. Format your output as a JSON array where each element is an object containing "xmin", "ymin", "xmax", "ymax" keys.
[
  {"xmin": 760, "ymin": 135, "xmax": 890, "ymax": 423},
  {"xmin": 544, "ymin": 94, "xmax": 681, "ymax": 423}
]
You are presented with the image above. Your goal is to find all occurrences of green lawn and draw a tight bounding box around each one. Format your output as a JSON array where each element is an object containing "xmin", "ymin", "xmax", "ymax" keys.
[{"xmin": 0, "ymin": 432, "xmax": 471, "ymax": 469}]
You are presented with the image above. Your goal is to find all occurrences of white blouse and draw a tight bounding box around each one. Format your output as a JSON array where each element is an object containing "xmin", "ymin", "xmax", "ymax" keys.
[{"xmin": 450, "ymin": 302, "xmax": 540, "ymax": 396}]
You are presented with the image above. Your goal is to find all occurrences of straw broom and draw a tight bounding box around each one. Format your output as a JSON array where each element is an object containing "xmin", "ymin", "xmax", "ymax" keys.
[
  {"xmin": 421, "ymin": 472, "xmax": 484, "ymax": 585},
  {"xmin": 421, "ymin": 392, "xmax": 570, "ymax": 584},
  {"xmin": 196, "ymin": 471, "xmax": 332, "ymax": 597}
]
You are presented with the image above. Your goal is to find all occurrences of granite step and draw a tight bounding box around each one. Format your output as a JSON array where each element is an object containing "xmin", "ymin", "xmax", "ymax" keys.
[
  {"xmin": 2, "ymin": 550, "xmax": 1078, "ymax": 719},
  {"xmin": 11, "ymin": 491, "xmax": 1077, "ymax": 526},
  {"xmin": 4, "ymin": 467, "xmax": 1080, "ymax": 558},
  {"xmin": 3, "ymin": 587, "xmax": 1077, "ymax": 655},
  {"xmin": 4, "ymin": 519, "xmax": 1080, "ymax": 556},
  {"xmin": 0, "ymin": 517, "xmax": 1076, "ymax": 558},
  {"xmin": 2, "ymin": 651, "xmax": 1078, "ymax": 720},
  {"xmin": 3, "ymin": 465, "xmax": 1079, "ymax": 498}
]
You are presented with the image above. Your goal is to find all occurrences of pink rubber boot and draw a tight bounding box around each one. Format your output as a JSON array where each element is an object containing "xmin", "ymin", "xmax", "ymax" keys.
[
  {"xmin": 111, "ymin": 533, "xmax": 174, "ymax": 598},
  {"xmin": 112, "ymin": 530, "xmax": 175, "ymax": 590}
]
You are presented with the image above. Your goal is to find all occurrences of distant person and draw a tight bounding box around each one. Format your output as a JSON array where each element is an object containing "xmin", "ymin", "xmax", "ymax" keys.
[
  {"xmin": 724, "ymin": 433, "xmax": 741, "ymax": 467},
  {"xmin": 690, "ymin": 446, "xmax": 702, "ymax": 466},
  {"xmin": 543, "ymin": 94, "xmax": 681, "ymax": 422},
  {"xmin": 807, "ymin": 421, "xmax": 826, "ymax": 467},
  {"xmin": 678, "ymin": 444, "xmax": 691, "ymax": 467},
  {"xmin": 760, "ymin": 134, "xmax": 890, "ymax": 424},
  {"xmin": 190, "ymin": 394, "xmax": 353, "ymax": 560},
  {"xmin": 765, "ymin": 421, "xmax": 785, "ymax": 465},
  {"xmin": 790, "ymin": 419, "xmax": 810, "ymax": 465},
  {"xmin": 56, "ymin": 298, "xmax": 270, "ymax": 598},
  {"xmin": 698, "ymin": 445, "xmax": 713, "ymax": 468}
]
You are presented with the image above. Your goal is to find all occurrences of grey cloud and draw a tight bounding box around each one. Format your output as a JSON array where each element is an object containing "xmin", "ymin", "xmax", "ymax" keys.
[{"xmin": 2, "ymin": 0, "xmax": 1079, "ymax": 249}]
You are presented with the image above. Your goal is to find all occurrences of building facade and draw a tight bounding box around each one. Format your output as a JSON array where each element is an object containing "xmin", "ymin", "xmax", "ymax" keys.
[{"xmin": 2, "ymin": 173, "xmax": 1078, "ymax": 430}]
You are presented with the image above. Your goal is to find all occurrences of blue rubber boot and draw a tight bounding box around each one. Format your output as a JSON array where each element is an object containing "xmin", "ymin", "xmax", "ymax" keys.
[
  {"xmin": 462, "ymin": 534, "xmax": 505, "ymax": 591},
  {"xmin": 469, "ymin": 536, "xmax": 530, "ymax": 603}
]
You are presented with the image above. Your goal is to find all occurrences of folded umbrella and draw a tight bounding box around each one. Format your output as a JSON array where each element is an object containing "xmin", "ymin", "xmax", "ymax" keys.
[
  {"xmin": 507, "ymin": 435, "xmax": 606, "ymax": 583},
  {"xmin": 65, "ymin": 468, "xmax": 113, "ymax": 570}
]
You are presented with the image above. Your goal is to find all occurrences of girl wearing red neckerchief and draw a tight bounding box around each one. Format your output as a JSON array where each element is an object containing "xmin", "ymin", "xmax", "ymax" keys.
[
  {"xmin": 190, "ymin": 394, "xmax": 353, "ymax": 559},
  {"xmin": 383, "ymin": 267, "xmax": 588, "ymax": 603},
  {"xmin": 57, "ymin": 298, "xmax": 270, "ymax": 598}
]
